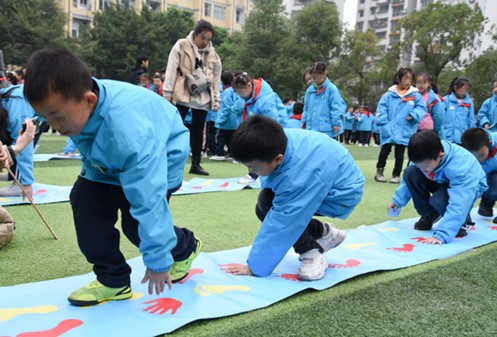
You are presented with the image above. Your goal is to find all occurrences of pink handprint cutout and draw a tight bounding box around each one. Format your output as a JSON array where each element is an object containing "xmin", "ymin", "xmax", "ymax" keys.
[
  {"xmin": 386, "ymin": 243, "xmax": 415, "ymax": 252},
  {"xmin": 488, "ymin": 226, "xmax": 497, "ymax": 231},
  {"xmin": 143, "ymin": 298, "xmax": 182, "ymax": 315},
  {"xmin": 178, "ymin": 268, "xmax": 204, "ymax": 284},
  {"xmin": 329, "ymin": 259, "xmax": 361, "ymax": 268},
  {"xmin": 279, "ymin": 273, "xmax": 301, "ymax": 282},
  {"xmin": 411, "ymin": 237, "xmax": 428, "ymax": 243}
]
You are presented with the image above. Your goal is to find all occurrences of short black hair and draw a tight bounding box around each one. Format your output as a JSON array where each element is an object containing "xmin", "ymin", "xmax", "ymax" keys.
[
  {"xmin": 24, "ymin": 48, "xmax": 92, "ymax": 104},
  {"xmin": 233, "ymin": 72, "xmax": 251, "ymax": 88},
  {"xmin": 393, "ymin": 67, "xmax": 415, "ymax": 85},
  {"xmin": 231, "ymin": 115, "xmax": 287, "ymax": 163},
  {"xmin": 193, "ymin": 20, "xmax": 215, "ymax": 37},
  {"xmin": 461, "ymin": 128, "xmax": 491, "ymax": 152},
  {"xmin": 309, "ymin": 62, "xmax": 327, "ymax": 74},
  {"xmin": 136, "ymin": 54, "xmax": 148, "ymax": 64},
  {"xmin": 407, "ymin": 131, "xmax": 443, "ymax": 163},
  {"xmin": 292, "ymin": 102, "xmax": 304, "ymax": 115},
  {"xmin": 221, "ymin": 71, "xmax": 234, "ymax": 87}
]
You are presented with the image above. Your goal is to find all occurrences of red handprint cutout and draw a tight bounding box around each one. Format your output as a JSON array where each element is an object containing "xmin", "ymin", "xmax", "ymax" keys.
[
  {"xmin": 386, "ymin": 243, "xmax": 415, "ymax": 252},
  {"xmin": 33, "ymin": 189, "xmax": 47, "ymax": 195},
  {"xmin": 218, "ymin": 182, "xmax": 229, "ymax": 188},
  {"xmin": 411, "ymin": 237, "xmax": 427, "ymax": 243},
  {"xmin": 143, "ymin": 298, "xmax": 182, "ymax": 315},
  {"xmin": 178, "ymin": 268, "xmax": 204, "ymax": 284},
  {"xmin": 488, "ymin": 226, "xmax": 497, "ymax": 231},
  {"xmin": 329, "ymin": 259, "xmax": 361, "ymax": 268},
  {"xmin": 17, "ymin": 319, "xmax": 83, "ymax": 337},
  {"xmin": 279, "ymin": 273, "xmax": 301, "ymax": 282},
  {"xmin": 192, "ymin": 186, "xmax": 202, "ymax": 190}
]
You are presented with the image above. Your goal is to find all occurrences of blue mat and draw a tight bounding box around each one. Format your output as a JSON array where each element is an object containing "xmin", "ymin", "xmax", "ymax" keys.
[
  {"xmin": 173, "ymin": 177, "xmax": 260, "ymax": 195},
  {"xmin": 1, "ymin": 210, "xmax": 496, "ymax": 336},
  {"xmin": 33, "ymin": 154, "xmax": 82, "ymax": 162},
  {"xmin": 0, "ymin": 183, "xmax": 72, "ymax": 207}
]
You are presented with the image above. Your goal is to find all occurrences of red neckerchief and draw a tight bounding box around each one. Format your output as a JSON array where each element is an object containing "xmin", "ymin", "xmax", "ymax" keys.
[
  {"xmin": 223, "ymin": 85, "xmax": 231, "ymax": 90},
  {"xmin": 423, "ymin": 170, "xmax": 435, "ymax": 181},
  {"xmin": 242, "ymin": 78, "xmax": 263, "ymax": 121},
  {"xmin": 488, "ymin": 146, "xmax": 497, "ymax": 159},
  {"xmin": 290, "ymin": 114, "xmax": 302, "ymax": 120},
  {"xmin": 363, "ymin": 110, "xmax": 370, "ymax": 117},
  {"xmin": 316, "ymin": 85, "xmax": 326, "ymax": 95},
  {"xmin": 401, "ymin": 95, "xmax": 416, "ymax": 102},
  {"xmin": 459, "ymin": 102, "xmax": 471, "ymax": 107}
]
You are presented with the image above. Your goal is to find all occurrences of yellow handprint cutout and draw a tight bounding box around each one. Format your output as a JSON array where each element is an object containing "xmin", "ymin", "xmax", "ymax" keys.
[
  {"xmin": 378, "ymin": 227, "xmax": 399, "ymax": 232},
  {"xmin": 194, "ymin": 284, "xmax": 251, "ymax": 297},
  {"xmin": 344, "ymin": 242, "xmax": 377, "ymax": 250},
  {"xmin": 0, "ymin": 304, "xmax": 58, "ymax": 321}
]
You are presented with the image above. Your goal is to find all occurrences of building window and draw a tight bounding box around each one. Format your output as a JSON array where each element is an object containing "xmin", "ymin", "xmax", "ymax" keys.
[
  {"xmin": 370, "ymin": 7, "xmax": 376, "ymax": 15},
  {"xmin": 71, "ymin": 19, "xmax": 88, "ymax": 38},
  {"xmin": 214, "ymin": 5, "xmax": 225, "ymax": 20},
  {"xmin": 376, "ymin": 31, "xmax": 387, "ymax": 39},
  {"xmin": 356, "ymin": 21, "xmax": 364, "ymax": 31},
  {"xmin": 378, "ymin": 4, "xmax": 389, "ymax": 13},
  {"xmin": 73, "ymin": 0, "xmax": 90, "ymax": 8},
  {"xmin": 236, "ymin": 7, "xmax": 244, "ymax": 24},
  {"xmin": 359, "ymin": 0, "xmax": 365, "ymax": 3},
  {"xmin": 392, "ymin": 6, "xmax": 404, "ymax": 17},
  {"xmin": 359, "ymin": 10, "xmax": 364, "ymax": 18},
  {"xmin": 204, "ymin": 3, "xmax": 212, "ymax": 17}
]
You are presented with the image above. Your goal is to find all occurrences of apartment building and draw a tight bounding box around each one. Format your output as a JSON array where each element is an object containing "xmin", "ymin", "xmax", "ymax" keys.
[
  {"xmin": 59, "ymin": 0, "xmax": 252, "ymax": 38},
  {"xmin": 282, "ymin": 0, "xmax": 346, "ymax": 23}
]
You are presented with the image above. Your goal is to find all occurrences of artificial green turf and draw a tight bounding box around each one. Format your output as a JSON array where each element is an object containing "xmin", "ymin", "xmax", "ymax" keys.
[{"xmin": 2, "ymin": 135, "xmax": 497, "ymax": 337}]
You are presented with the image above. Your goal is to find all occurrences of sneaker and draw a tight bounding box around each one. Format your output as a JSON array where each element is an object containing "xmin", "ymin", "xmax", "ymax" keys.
[
  {"xmin": 374, "ymin": 168, "xmax": 387, "ymax": 183},
  {"xmin": 0, "ymin": 173, "xmax": 8, "ymax": 181},
  {"xmin": 364, "ymin": 144, "xmax": 369, "ymax": 147},
  {"xmin": 358, "ymin": 143, "xmax": 363, "ymax": 147},
  {"xmin": 209, "ymin": 155, "xmax": 226, "ymax": 161},
  {"xmin": 478, "ymin": 199, "xmax": 494, "ymax": 217},
  {"xmin": 390, "ymin": 176, "xmax": 400, "ymax": 184},
  {"xmin": 68, "ymin": 280, "xmax": 132, "ymax": 306},
  {"xmin": 0, "ymin": 182, "xmax": 22, "ymax": 197},
  {"xmin": 316, "ymin": 223, "xmax": 346, "ymax": 252},
  {"xmin": 414, "ymin": 213, "xmax": 440, "ymax": 231},
  {"xmin": 298, "ymin": 249, "xmax": 328, "ymax": 281},
  {"xmin": 238, "ymin": 175, "xmax": 257, "ymax": 185},
  {"xmin": 456, "ymin": 215, "xmax": 475, "ymax": 238},
  {"xmin": 170, "ymin": 239, "xmax": 202, "ymax": 283}
]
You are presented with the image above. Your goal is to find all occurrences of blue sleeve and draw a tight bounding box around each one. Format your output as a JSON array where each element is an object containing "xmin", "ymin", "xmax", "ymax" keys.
[
  {"xmin": 409, "ymin": 94, "xmax": 427, "ymax": 123},
  {"xmin": 468, "ymin": 102, "xmax": 475, "ymax": 129},
  {"xmin": 375, "ymin": 94, "xmax": 389, "ymax": 126},
  {"xmin": 64, "ymin": 138, "xmax": 76, "ymax": 154},
  {"xmin": 478, "ymin": 99, "xmax": 490, "ymax": 127},
  {"xmin": 216, "ymin": 91, "xmax": 234, "ymax": 126},
  {"xmin": 431, "ymin": 99, "xmax": 445, "ymax": 137},
  {"xmin": 391, "ymin": 168, "xmax": 414, "ymax": 207},
  {"xmin": 302, "ymin": 91, "xmax": 310, "ymax": 124},
  {"xmin": 329, "ymin": 87, "xmax": 346, "ymax": 127}
]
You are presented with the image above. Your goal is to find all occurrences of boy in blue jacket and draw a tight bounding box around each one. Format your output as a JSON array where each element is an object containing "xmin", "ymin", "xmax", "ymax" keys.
[
  {"xmin": 461, "ymin": 128, "xmax": 497, "ymax": 219},
  {"xmin": 388, "ymin": 131, "xmax": 487, "ymax": 244},
  {"xmin": 224, "ymin": 115, "xmax": 365, "ymax": 280},
  {"xmin": 477, "ymin": 80, "xmax": 497, "ymax": 132},
  {"xmin": 23, "ymin": 49, "xmax": 201, "ymax": 306}
]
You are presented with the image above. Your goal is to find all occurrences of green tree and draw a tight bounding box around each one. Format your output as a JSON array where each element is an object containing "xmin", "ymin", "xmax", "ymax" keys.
[
  {"xmin": 0, "ymin": 0, "xmax": 68, "ymax": 65},
  {"xmin": 464, "ymin": 49, "xmax": 497, "ymax": 108},
  {"xmin": 398, "ymin": 2, "xmax": 485, "ymax": 82}
]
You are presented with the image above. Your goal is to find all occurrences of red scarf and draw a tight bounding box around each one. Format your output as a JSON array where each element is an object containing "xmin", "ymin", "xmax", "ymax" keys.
[
  {"xmin": 242, "ymin": 78, "xmax": 263, "ymax": 121},
  {"xmin": 488, "ymin": 146, "xmax": 497, "ymax": 159},
  {"xmin": 290, "ymin": 114, "xmax": 302, "ymax": 120}
]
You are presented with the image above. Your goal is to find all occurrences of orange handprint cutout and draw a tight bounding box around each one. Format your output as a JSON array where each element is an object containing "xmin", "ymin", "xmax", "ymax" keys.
[
  {"xmin": 33, "ymin": 189, "xmax": 48, "ymax": 195},
  {"xmin": 16, "ymin": 319, "xmax": 83, "ymax": 337},
  {"xmin": 218, "ymin": 182, "xmax": 229, "ymax": 188},
  {"xmin": 178, "ymin": 268, "xmax": 204, "ymax": 284},
  {"xmin": 329, "ymin": 259, "xmax": 361, "ymax": 268},
  {"xmin": 411, "ymin": 237, "xmax": 428, "ymax": 243},
  {"xmin": 279, "ymin": 273, "xmax": 301, "ymax": 282},
  {"xmin": 143, "ymin": 298, "xmax": 182, "ymax": 315},
  {"xmin": 386, "ymin": 243, "xmax": 415, "ymax": 252}
]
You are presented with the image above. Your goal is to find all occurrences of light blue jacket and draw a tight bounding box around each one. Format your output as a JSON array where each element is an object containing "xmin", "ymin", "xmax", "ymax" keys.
[
  {"xmin": 215, "ymin": 86, "xmax": 243, "ymax": 130},
  {"xmin": 285, "ymin": 115, "xmax": 303, "ymax": 129},
  {"xmin": 72, "ymin": 79, "xmax": 190, "ymax": 273},
  {"xmin": 376, "ymin": 85, "xmax": 427, "ymax": 146},
  {"xmin": 478, "ymin": 93, "xmax": 497, "ymax": 131},
  {"xmin": 343, "ymin": 111, "xmax": 355, "ymax": 130},
  {"xmin": 480, "ymin": 129, "xmax": 497, "ymax": 175},
  {"xmin": 423, "ymin": 89, "xmax": 445, "ymax": 139},
  {"xmin": 0, "ymin": 85, "xmax": 36, "ymax": 185},
  {"xmin": 371, "ymin": 114, "xmax": 380, "ymax": 133},
  {"xmin": 302, "ymin": 78, "xmax": 346, "ymax": 138},
  {"xmin": 442, "ymin": 92, "xmax": 475, "ymax": 144},
  {"xmin": 64, "ymin": 138, "xmax": 76, "ymax": 154},
  {"xmin": 243, "ymin": 78, "xmax": 288, "ymax": 126},
  {"xmin": 248, "ymin": 129, "xmax": 365, "ymax": 276},
  {"xmin": 392, "ymin": 141, "xmax": 487, "ymax": 243},
  {"xmin": 356, "ymin": 112, "xmax": 373, "ymax": 131}
]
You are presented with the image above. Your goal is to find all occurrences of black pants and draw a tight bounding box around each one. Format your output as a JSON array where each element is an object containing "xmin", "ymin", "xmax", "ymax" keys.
[
  {"xmin": 358, "ymin": 131, "xmax": 371, "ymax": 145},
  {"xmin": 255, "ymin": 188, "xmax": 324, "ymax": 254},
  {"xmin": 70, "ymin": 177, "xmax": 196, "ymax": 288},
  {"xmin": 373, "ymin": 132, "xmax": 380, "ymax": 145},
  {"xmin": 205, "ymin": 121, "xmax": 217, "ymax": 154},
  {"xmin": 176, "ymin": 105, "xmax": 207, "ymax": 160},
  {"xmin": 344, "ymin": 129, "xmax": 352, "ymax": 143},
  {"xmin": 215, "ymin": 129, "xmax": 235, "ymax": 156},
  {"xmin": 376, "ymin": 143, "xmax": 406, "ymax": 177}
]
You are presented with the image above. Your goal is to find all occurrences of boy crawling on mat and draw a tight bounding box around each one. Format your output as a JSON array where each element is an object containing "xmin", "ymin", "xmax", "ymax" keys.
[
  {"xmin": 388, "ymin": 131, "xmax": 487, "ymax": 244},
  {"xmin": 223, "ymin": 115, "xmax": 365, "ymax": 280}
]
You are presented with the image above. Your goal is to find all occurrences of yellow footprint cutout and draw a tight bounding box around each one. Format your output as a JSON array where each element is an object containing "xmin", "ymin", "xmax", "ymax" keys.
[
  {"xmin": 378, "ymin": 227, "xmax": 399, "ymax": 232},
  {"xmin": 0, "ymin": 305, "xmax": 58, "ymax": 321},
  {"xmin": 201, "ymin": 179, "xmax": 214, "ymax": 186},
  {"xmin": 344, "ymin": 242, "xmax": 377, "ymax": 250},
  {"xmin": 194, "ymin": 284, "xmax": 251, "ymax": 297},
  {"xmin": 80, "ymin": 291, "xmax": 144, "ymax": 309}
]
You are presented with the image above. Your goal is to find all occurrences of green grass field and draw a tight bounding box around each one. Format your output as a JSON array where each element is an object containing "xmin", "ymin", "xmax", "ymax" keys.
[{"xmin": 2, "ymin": 134, "xmax": 497, "ymax": 337}]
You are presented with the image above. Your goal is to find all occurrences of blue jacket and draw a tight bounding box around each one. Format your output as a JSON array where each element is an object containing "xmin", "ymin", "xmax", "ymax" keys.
[
  {"xmin": 442, "ymin": 92, "xmax": 475, "ymax": 144},
  {"xmin": 480, "ymin": 129, "xmax": 497, "ymax": 175},
  {"xmin": 71, "ymin": 79, "xmax": 190, "ymax": 273},
  {"xmin": 478, "ymin": 93, "xmax": 497, "ymax": 132},
  {"xmin": 248, "ymin": 129, "xmax": 365, "ymax": 276},
  {"xmin": 215, "ymin": 86, "xmax": 243, "ymax": 130},
  {"xmin": 376, "ymin": 85, "xmax": 427, "ymax": 146},
  {"xmin": 371, "ymin": 114, "xmax": 380, "ymax": 133},
  {"xmin": 64, "ymin": 138, "xmax": 76, "ymax": 154},
  {"xmin": 356, "ymin": 112, "xmax": 373, "ymax": 131},
  {"xmin": 243, "ymin": 78, "xmax": 288, "ymax": 126},
  {"xmin": 0, "ymin": 85, "xmax": 36, "ymax": 185},
  {"xmin": 425, "ymin": 89, "xmax": 445, "ymax": 139},
  {"xmin": 392, "ymin": 141, "xmax": 487, "ymax": 243},
  {"xmin": 343, "ymin": 111, "xmax": 355, "ymax": 130},
  {"xmin": 302, "ymin": 78, "xmax": 346, "ymax": 138},
  {"xmin": 285, "ymin": 115, "xmax": 303, "ymax": 129}
]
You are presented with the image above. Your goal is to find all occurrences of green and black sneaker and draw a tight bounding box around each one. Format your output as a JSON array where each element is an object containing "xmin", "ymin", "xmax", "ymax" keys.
[
  {"xmin": 68, "ymin": 280, "xmax": 132, "ymax": 306},
  {"xmin": 170, "ymin": 239, "xmax": 202, "ymax": 283}
]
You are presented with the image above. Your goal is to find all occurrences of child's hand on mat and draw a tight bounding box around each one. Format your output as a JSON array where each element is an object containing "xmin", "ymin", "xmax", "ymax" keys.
[
  {"xmin": 387, "ymin": 202, "xmax": 399, "ymax": 212},
  {"xmin": 220, "ymin": 263, "xmax": 253, "ymax": 276},
  {"xmin": 423, "ymin": 237, "xmax": 442, "ymax": 245},
  {"xmin": 141, "ymin": 269, "xmax": 173, "ymax": 295}
]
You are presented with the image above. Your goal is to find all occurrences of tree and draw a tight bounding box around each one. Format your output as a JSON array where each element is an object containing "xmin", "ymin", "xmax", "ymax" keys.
[
  {"xmin": 464, "ymin": 49, "xmax": 497, "ymax": 109},
  {"xmin": 398, "ymin": 2, "xmax": 485, "ymax": 83},
  {"xmin": 0, "ymin": 0, "xmax": 68, "ymax": 66}
]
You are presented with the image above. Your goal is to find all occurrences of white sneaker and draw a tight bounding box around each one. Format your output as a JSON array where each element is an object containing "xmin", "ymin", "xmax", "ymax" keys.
[
  {"xmin": 238, "ymin": 175, "xmax": 257, "ymax": 185},
  {"xmin": 209, "ymin": 155, "xmax": 225, "ymax": 161},
  {"xmin": 0, "ymin": 182, "xmax": 22, "ymax": 197},
  {"xmin": 298, "ymin": 249, "xmax": 328, "ymax": 281},
  {"xmin": 0, "ymin": 173, "xmax": 9, "ymax": 181},
  {"xmin": 316, "ymin": 223, "xmax": 346, "ymax": 252},
  {"xmin": 358, "ymin": 143, "xmax": 363, "ymax": 147}
]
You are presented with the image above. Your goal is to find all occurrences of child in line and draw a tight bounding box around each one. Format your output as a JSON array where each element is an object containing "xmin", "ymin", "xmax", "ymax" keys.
[
  {"xmin": 343, "ymin": 107, "xmax": 355, "ymax": 144},
  {"xmin": 477, "ymin": 80, "xmax": 497, "ymax": 132},
  {"xmin": 461, "ymin": 128, "xmax": 497, "ymax": 219},
  {"xmin": 374, "ymin": 67, "xmax": 427, "ymax": 184},
  {"xmin": 285, "ymin": 102, "xmax": 304, "ymax": 129},
  {"xmin": 415, "ymin": 72, "xmax": 445, "ymax": 139},
  {"xmin": 371, "ymin": 111, "xmax": 380, "ymax": 147},
  {"xmin": 442, "ymin": 77, "xmax": 474, "ymax": 144},
  {"xmin": 302, "ymin": 62, "xmax": 346, "ymax": 140},
  {"xmin": 152, "ymin": 74, "xmax": 163, "ymax": 96},
  {"xmin": 139, "ymin": 73, "xmax": 155, "ymax": 91},
  {"xmin": 224, "ymin": 116, "xmax": 365, "ymax": 280},
  {"xmin": 24, "ymin": 49, "xmax": 201, "ymax": 306},
  {"xmin": 356, "ymin": 105, "xmax": 373, "ymax": 147},
  {"xmin": 388, "ymin": 131, "xmax": 487, "ymax": 244}
]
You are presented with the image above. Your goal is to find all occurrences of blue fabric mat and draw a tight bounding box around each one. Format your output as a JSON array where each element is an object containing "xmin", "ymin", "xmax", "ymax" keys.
[
  {"xmin": 173, "ymin": 177, "xmax": 260, "ymax": 195},
  {"xmin": 33, "ymin": 154, "xmax": 82, "ymax": 162},
  {"xmin": 1, "ymin": 210, "xmax": 495, "ymax": 336},
  {"xmin": 0, "ymin": 183, "xmax": 72, "ymax": 206}
]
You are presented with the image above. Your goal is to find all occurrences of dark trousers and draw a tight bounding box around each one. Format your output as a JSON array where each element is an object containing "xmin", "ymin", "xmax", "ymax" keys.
[
  {"xmin": 255, "ymin": 188, "xmax": 324, "ymax": 254},
  {"xmin": 358, "ymin": 130, "xmax": 371, "ymax": 145},
  {"xmin": 376, "ymin": 143, "xmax": 406, "ymax": 177},
  {"xmin": 176, "ymin": 105, "xmax": 207, "ymax": 160},
  {"xmin": 215, "ymin": 129, "xmax": 235, "ymax": 156},
  {"xmin": 205, "ymin": 121, "xmax": 217, "ymax": 154},
  {"xmin": 403, "ymin": 165, "xmax": 449, "ymax": 217},
  {"xmin": 373, "ymin": 132, "xmax": 380, "ymax": 145},
  {"xmin": 482, "ymin": 172, "xmax": 497, "ymax": 202},
  {"xmin": 344, "ymin": 129, "xmax": 352, "ymax": 143},
  {"xmin": 70, "ymin": 177, "xmax": 196, "ymax": 288}
]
